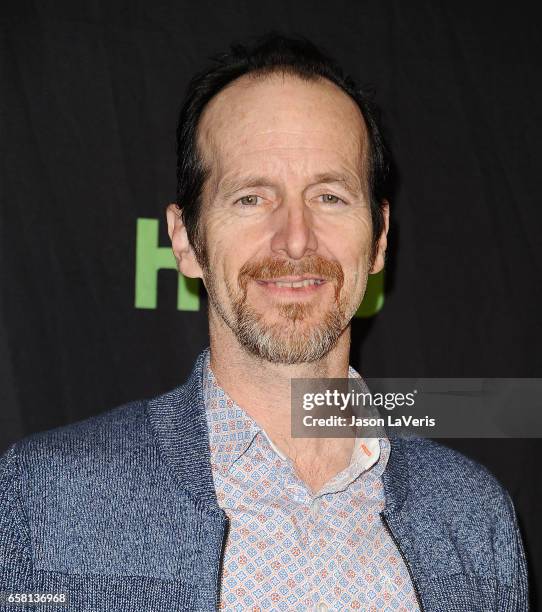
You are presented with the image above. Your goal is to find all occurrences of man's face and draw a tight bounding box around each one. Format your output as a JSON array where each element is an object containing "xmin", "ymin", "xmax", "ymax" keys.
[{"xmin": 174, "ymin": 73, "xmax": 387, "ymax": 364}]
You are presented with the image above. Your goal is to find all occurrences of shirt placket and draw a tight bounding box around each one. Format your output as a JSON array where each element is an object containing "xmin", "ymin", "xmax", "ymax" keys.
[{"xmin": 271, "ymin": 447, "xmax": 342, "ymax": 612}]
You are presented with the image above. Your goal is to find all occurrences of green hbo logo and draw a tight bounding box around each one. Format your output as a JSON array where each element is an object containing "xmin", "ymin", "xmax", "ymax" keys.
[{"xmin": 135, "ymin": 218, "xmax": 384, "ymax": 318}]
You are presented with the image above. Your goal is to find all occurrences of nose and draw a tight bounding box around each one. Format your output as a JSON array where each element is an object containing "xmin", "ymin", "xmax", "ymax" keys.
[{"xmin": 270, "ymin": 197, "xmax": 318, "ymax": 260}]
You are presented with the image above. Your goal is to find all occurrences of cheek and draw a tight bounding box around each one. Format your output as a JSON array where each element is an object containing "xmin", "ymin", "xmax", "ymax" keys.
[
  {"xmin": 347, "ymin": 216, "xmax": 373, "ymax": 264},
  {"xmin": 204, "ymin": 209, "xmax": 271, "ymax": 277},
  {"xmin": 202, "ymin": 211, "xmax": 233, "ymax": 262},
  {"xmin": 204, "ymin": 231, "xmax": 247, "ymax": 295},
  {"xmin": 320, "ymin": 215, "xmax": 373, "ymax": 271}
]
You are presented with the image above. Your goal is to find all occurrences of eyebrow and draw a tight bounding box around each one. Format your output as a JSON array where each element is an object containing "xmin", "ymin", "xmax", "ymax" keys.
[
  {"xmin": 217, "ymin": 171, "xmax": 362, "ymax": 198},
  {"xmin": 218, "ymin": 175, "xmax": 275, "ymax": 198},
  {"xmin": 310, "ymin": 172, "xmax": 362, "ymax": 195}
]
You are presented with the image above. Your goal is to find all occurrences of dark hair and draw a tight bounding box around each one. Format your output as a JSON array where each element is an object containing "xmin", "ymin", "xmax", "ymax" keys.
[{"xmin": 176, "ymin": 33, "xmax": 391, "ymax": 264}]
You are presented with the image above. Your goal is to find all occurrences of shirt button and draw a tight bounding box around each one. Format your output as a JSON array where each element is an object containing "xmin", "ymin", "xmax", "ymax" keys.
[
  {"xmin": 316, "ymin": 603, "xmax": 328, "ymax": 612},
  {"xmin": 310, "ymin": 498, "xmax": 321, "ymax": 518}
]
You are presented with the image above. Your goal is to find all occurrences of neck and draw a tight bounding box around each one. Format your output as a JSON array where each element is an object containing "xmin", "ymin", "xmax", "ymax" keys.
[{"xmin": 207, "ymin": 308, "xmax": 355, "ymax": 492}]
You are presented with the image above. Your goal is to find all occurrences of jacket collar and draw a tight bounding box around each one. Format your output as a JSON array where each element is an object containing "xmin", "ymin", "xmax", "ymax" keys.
[
  {"xmin": 147, "ymin": 347, "xmax": 410, "ymax": 516},
  {"xmin": 382, "ymin": 435, "xmax": 409, "ymax": 515},
  {"xmin": 146, "ymin": 348, "xmax": 222, "ymax": 511}
]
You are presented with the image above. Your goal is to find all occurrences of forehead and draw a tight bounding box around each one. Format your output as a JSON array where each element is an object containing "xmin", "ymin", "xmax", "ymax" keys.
[{"xmin": 197, "ymin": 72, "xmax": 368, "ymax": 181}]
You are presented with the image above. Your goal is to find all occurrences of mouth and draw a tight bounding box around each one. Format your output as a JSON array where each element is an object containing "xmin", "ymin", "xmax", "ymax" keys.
[
  {"xmin": 254, "ymin": 275, "xmax": 328, "ymax": 296},
  {"xmin": 257, "ymin": 276, "xmax": 326, "ymax": 289}
]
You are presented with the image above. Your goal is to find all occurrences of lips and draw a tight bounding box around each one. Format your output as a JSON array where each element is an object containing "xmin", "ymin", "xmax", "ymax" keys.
[{"xmin": 257, "ymin": 276, "xmax": 326, "ymax": 289}]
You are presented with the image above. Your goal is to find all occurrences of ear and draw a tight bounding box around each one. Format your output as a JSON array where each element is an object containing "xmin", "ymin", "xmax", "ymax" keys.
[
  {"xmin": 369, "ymin": 200, "xmax": 390, "ymax": 274},
  {"xmin": 165, "ymin": 203, "xmax": 204, "ymax": 279}
]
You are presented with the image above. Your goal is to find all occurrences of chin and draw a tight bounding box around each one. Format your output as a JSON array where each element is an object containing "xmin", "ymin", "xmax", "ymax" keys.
[
  {"xmin": 235, "ymin": 312, "xmax": 346, "ymax": 365},
  {"xmin": 241, "ymin": 337, "xmax": 338, "ymax": 364}
]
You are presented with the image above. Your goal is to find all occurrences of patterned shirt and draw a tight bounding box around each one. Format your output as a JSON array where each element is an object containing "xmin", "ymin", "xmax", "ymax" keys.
[{"xmin": 202, "ymin": 354, "xmax": 420, "ymax": 612}]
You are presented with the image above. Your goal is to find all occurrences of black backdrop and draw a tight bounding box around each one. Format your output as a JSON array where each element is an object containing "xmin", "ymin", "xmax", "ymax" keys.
[{"xmin": 2, "ymin": 0, "xmax": 542, "ymax": 606}]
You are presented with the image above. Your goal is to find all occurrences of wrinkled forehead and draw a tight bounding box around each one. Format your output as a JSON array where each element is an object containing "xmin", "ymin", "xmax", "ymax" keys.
[{"xmin": 196, "ymin": 72, "xmax": 369, "ymax": 183}]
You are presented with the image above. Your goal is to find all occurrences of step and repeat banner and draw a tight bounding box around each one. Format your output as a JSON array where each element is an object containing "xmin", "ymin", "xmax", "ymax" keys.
[{"xmin": 3, "ymin": 0, "xmax": 542, "ymax": 603}]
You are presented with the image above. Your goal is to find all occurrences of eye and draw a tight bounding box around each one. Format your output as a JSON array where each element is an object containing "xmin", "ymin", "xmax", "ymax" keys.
[
  {"xmin": 318, "ymin": 194, "xmax": 346, "ymax": 205},
  {"xmin": 235, "ymin": 195, "xmax": 262, "ymax": 206}
]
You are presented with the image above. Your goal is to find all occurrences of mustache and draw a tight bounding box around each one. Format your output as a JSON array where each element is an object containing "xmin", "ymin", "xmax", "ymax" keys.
[{"xmin": 238, "ymin": 255, "xmax": 344, "ymax": 299}]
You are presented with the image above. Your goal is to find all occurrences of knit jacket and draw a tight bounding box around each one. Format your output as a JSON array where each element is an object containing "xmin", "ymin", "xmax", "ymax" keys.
[{"xmin": 0, "ymin": 350, "xmax": 529, "ymax": 611}]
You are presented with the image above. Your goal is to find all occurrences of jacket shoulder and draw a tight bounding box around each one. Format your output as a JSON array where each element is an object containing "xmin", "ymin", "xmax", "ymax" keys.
[
  {"xmin": 402, "ymin": 437, "xmax": 507, "ymax": 503},
  {"xmin": 15, "ymin": 398, "xmax": 151, "ymax": 462},
  {"xmin": 7, "ymin": 400, "xmax": 153, "ymax": 491},
  {"xmin": 10, "ymin": 399, "xmax": 160, "ymax": 522}
]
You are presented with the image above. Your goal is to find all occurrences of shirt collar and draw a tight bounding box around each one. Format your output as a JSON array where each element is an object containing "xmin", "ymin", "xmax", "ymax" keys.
[
  {"xmin": 202, "ymin": 351, "xmax": 387, "ymax": 481},
  {"xmin": 202, "ymin": 354, "xmax": 261, "ymax": 472}
]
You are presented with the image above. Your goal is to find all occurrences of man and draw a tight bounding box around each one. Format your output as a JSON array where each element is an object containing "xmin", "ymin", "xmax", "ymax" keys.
[{"xmin": 0, "ymin": 35, "xmax": 528, "ymax": 611}]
